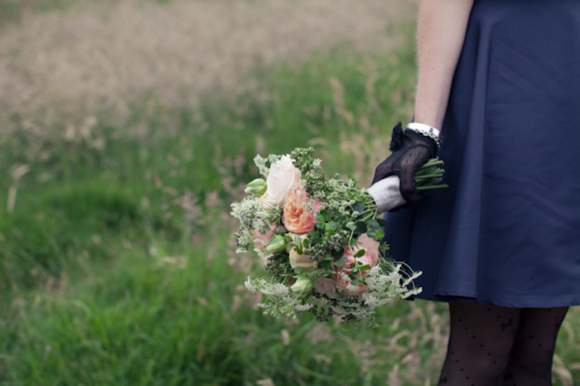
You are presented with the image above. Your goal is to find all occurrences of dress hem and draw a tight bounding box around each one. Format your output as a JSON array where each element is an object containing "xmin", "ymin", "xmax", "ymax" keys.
[{"xmin": 408, "ymin": 290, "xmax": 580, "ymax": 308}]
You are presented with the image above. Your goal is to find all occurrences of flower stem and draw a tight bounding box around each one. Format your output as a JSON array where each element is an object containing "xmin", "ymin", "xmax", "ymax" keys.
[
  {"xmin": 416, "ymin": 184, "xmax": 449, "ymax": 191},
  {"xmin": 414, "ymin": 158, "xmax": 447, "ymax": 190}
]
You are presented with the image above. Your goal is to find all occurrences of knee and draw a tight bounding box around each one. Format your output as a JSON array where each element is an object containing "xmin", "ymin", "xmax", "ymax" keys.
[
  {"xmin": 508, "ymin": 333, "xmax": 559, "ymax": 372},
  {"xmin": 467, "ymin": 336, "xmax": 515, "ymax": 377},
  {"xmin": 443, "ymin": 348, "xmax": 511, "ymax": 383},
  {"xmin": 509, "ymin": 347, "xmax": 555, "ymax": 373},
  {"xmin": 473, "ymin": 351, "xmax": 512, "ymax": 379},
  {"xmin": 476, "ymin": 352, "xmax": 510, "ymax": 379}
]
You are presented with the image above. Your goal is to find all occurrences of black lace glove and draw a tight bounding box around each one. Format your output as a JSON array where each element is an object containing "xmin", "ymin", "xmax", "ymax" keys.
[{"xmin": 372, "ymin": 122, "xmax": 438, "ymax": 204}]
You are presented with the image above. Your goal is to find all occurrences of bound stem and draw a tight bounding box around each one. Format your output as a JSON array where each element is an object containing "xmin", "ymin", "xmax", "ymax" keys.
[{"xmin": 417, "ymin": 184, "xmax": 449, "ymax": 191}]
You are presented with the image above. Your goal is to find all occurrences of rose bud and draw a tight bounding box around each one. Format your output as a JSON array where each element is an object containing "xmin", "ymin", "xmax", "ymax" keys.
[
  {"xmin": 244, "ymin": 178, "xmax": 267, "ymax": 196},
  {"xmin": 290, "ymin": 276, "xmax": 314, "ymax": 293},
  {"xmin": 265, "ymin": 235, "xmax": 286, "ymax": 253},
  {"xmin": 289, "ymin": 249, "xmax": 318, "ymax": 269}
]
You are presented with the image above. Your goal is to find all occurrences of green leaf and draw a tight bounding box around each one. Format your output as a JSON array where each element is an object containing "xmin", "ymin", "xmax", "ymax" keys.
[
  {"xmin": 367, "ymin": 219, "xmax": 380, "ymax": 230},
  {"xmin": 319, "ymin": 209, "xmax": 331, "ymax": 221},
  {"xmin": 316, "ymin": 214, "xmax": 325, "ymax": 224},
  {"xmin": 377, "ymin": 218, "xmax": 387, "ymax": 227},
  {"xmin": 373, "ymin": 229, "xmax": 385, "ymax": 240},
  {"xmin": 334, "ymin": 257, "xmax": 347, "ymax": 267},
  {"xmin": 352, "ymin": 202, "xmax": 364, "ymax": 213},
  {"xmin": 331, "ymin": 248, "xmax": 344, "ymax": 260},
  {"xmin": 355, "ymin": 222, "xmax": 367, "ymax": 235},
  {"xmin": 380, "ymin": 243, "xmax": 390, "ymax": 254},
  {"xmin": 325, "ymin": 221, "xmax": 337, "ymax": 231},
  {"xmin": 354, "ymin": 249, "xmax": 366, "ymax": 258},
  {"xmin": 357, "ymin": 264, "xmax": 371, "ymax": 270}
]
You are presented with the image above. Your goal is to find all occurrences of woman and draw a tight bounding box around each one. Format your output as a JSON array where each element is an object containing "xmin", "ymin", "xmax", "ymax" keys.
[{"xmin": 372, "ymin": 0, "xmax": 580, "ymax": 384}]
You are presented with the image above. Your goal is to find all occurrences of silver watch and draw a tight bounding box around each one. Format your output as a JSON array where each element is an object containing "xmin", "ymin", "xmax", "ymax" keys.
[{"xmin": 406, "ymin": 123, "xmax": 443, "ymax": 151}]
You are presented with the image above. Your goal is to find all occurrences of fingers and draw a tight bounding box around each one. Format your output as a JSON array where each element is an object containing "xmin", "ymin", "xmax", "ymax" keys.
[
  {"xmin": 401, "ymin": 191, "xmax": 423, "ymax": 204},
  {"xmin": 397, "ymin": 144, "xmax": 433, "ymax": 203},
  {"xmin": 398, "ymin": 166, "xmax": 422, "ymax": 203}
]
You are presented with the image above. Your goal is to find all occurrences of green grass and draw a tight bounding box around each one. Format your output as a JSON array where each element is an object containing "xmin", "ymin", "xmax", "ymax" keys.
[
  {"xmin": 0, "ymin": 225, "xmax": 449, "ymax": 385},
  {"xmin": 0, "ymin": 40, "xmax": 417, "ymax": 287},
  {"xmin": 0, "ymin": 27, "xmax": 579, "ymax": 385}
]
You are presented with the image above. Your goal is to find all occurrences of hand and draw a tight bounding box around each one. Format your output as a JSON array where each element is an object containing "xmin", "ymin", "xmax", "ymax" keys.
[{"xmin": 372, "ymin": 122, "xmax": 438, "ymax": 204}]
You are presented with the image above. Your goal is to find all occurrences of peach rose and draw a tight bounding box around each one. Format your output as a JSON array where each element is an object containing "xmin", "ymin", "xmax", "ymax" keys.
[
  {"xmin": 283, "ymin": 189, "xmax": 321, "ymax": 234},
  {"xmin": 333, "ymin": 234, "xmax": 380, "ymax": 295}
]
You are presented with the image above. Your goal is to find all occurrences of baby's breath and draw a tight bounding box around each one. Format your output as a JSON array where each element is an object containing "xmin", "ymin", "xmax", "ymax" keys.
[{"xmin": 253, "ymin": 153, "xmax": 282, "ymax": 178}]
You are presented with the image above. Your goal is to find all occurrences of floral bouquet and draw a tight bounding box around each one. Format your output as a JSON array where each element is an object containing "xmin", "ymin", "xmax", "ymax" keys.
[{"xmin": 231, "ymin": 147, "xmax": 445, "ymax": 324}]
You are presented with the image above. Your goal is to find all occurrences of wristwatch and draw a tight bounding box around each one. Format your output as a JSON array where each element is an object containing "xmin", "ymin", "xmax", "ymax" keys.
[{"xmin": 406, "ymin": 122, "xmax": 443, "ymax": 151}]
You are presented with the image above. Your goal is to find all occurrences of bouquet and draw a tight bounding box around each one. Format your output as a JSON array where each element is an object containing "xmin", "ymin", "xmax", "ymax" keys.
[{"xmin": 231, "ymin": 147, "xmax": 446, "ymax": 324}]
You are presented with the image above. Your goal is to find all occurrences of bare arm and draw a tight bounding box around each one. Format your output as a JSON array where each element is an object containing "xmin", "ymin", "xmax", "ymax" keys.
[
  {"xmin": 413, "ymin": 0, "xmax": 474, "ymax": 131},
  {"xmin": 371, "ymin": 1, "xmax": 474, "ymax": 200}
]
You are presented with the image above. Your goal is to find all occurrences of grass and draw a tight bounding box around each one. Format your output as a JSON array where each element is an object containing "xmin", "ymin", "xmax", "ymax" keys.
[
  {"xmin": 0, "ymin": 2, "xmax": 579, "ymax": 385},
  {"xmin": 0, "ymin": 33, "xmax": 453, "ymax": 384}
]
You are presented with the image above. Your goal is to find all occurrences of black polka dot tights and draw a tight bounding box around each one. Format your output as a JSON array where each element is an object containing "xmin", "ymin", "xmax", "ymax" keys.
[{"xmin": 437, "ymin": 300, "xmax": 568, "ymax": 386}]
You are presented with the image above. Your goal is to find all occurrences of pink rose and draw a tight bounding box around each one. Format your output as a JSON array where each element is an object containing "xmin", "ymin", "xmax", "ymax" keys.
[
  {"xmin": 333, "ymin": 234, "xmax": 380, "ymax": 295},
  {"xmin": 283, "ymin": 189, "xmax": 321, "ymax": 234},
  {"xmin": 252, "ymin": 223, "xmax": 282, "ymax": 252},
  {"xmin": 314, "ymin": 277, "xmax": 337, "ymax": 299}
]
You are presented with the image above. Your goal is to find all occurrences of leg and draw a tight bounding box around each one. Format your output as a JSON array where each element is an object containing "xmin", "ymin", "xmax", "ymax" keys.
[
  {"xmin": 499, "ymin": 307, "xmax": 569, "ymax": 386},
  {"xmin": 438, "ymin": 300, "xmax": 521, "ymax": 386}
]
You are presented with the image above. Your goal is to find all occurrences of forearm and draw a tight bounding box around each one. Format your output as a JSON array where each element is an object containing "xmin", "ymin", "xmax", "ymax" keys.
[{"xmin": 413, "ymin": 0, "xmax": 474, "ymax": 131}]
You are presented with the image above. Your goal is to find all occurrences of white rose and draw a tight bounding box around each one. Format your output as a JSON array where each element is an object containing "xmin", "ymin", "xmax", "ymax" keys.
[{"xmin": 262, "ymin": 155, "xmax": 301, "ymax": 208}]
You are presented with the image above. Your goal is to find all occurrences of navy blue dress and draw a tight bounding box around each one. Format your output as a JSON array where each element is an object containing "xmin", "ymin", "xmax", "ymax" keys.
[{"xmin": 382, "ymin": 0, "xmax": 580, "ymax": 307}]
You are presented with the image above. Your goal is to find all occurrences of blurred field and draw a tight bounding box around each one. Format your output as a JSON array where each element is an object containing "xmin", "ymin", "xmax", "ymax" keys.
[
  {"xmin": 0, "ymin": 0, "xmax": 416, "ymax": 131},
  {"xmin": 0, "ymin": 1, "xmax": 579, "ymax": 385}
]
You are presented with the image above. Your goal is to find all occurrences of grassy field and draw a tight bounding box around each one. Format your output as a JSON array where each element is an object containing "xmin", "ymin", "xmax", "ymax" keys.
[{"xmin": 0, "ymin": 1, "xmax": 579, "ymax": 385}]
